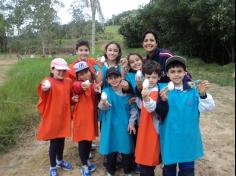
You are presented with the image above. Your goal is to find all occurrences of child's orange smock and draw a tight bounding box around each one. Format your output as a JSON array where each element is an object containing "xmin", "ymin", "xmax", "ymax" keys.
[
  {"xmin": 135, "ymin": 91, "xmax": 161, "ymax": 166},
  {"xmin": 72, "ymin": 81, "xmax": 99, "ymax": 142},
  {"xmin": 37, "ymin": 77, "xmax": 72, "ymax": 141},
  {"xmin": 66, "ymin": 58, "xmax": 96, "ymax": 81}
]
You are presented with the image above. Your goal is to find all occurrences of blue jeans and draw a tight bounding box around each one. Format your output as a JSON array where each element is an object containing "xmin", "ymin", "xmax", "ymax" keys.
[{"xmin": 163, "ymin": 161, "xmax": 194, "ymax": 176}]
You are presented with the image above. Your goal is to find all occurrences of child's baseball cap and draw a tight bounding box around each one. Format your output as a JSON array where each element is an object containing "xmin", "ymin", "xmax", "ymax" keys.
[
  {"xmin": 165, "ymin": 56, "xmax": 187, "ymax": 71},
  {"xmin": 50, "ymin": 58, "xmax": 70, "ymax": 70},
  {"xmin": 74, "ymin": 61, "xmax": 89, "ymax": 73},
  {"xmin": 106, "ymin": 67, "xmax": 121, "ymax": 78}
]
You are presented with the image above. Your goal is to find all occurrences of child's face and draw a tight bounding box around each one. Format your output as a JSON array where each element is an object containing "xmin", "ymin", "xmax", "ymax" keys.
[
  {"xmin": 167, "ymin": 67, "xmax": 186, "ymax": 86},
  {"xmin": 107, "ymin": 75, "xmax": 121, "ymax": 88},
  {"xmin": 76, "ymin": 69, "xmax": 91, "ymax": 81},
  {"xmin": 143, "ymin": 33, "xmax": 158, "ymax": 53},
  {"xmin": 52, "ymin": 69, "xmax": 67, "ymax": 80},
  {"xmin": 106, "ymin": 44, "xmax": 120, "ymax": 62},
  {"xmin": 144, "ymin": 72, "xmax": 160, "ymax": 88},
  {"xmin": 77, "ymin": 45, "xmax": 89, "ymax": 61},
  {"xmin": 128, "ymin": 55, "xmax": 142, "ymax": 71}
]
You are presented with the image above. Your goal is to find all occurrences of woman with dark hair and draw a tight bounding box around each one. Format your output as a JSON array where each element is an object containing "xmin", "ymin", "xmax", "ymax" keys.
[{"xmin": 141, "ymin": 29, "xmax": 175, "ymax": 83}]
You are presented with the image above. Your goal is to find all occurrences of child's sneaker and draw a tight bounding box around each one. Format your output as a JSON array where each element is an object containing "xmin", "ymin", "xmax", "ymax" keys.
[
  {"xmin": 87, "ymin": 160, "xmax": 96, "ymax": 172},
  {"xmin": 91, "ymin": 143, "xmax": 97, "ymax": 151},
  {"xmin": 49, "ymin": 167, "xmax": 58, "ymax": 176},
  {"xmin": 125, "ymin": 174, "xmax": 132, "ymax": 176},
  {"xmin": 80, "ymin": 166, "xmax": 91, "ymax": 176},
  {"xmin": 56, "ymin": 160, "xmax": 72, "ymax": 171}
]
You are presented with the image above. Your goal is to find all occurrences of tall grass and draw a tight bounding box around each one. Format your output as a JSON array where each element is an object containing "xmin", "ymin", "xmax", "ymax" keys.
[{"xmin": 0, "ymin": 58, "xmax": 51, "ymax": 152}]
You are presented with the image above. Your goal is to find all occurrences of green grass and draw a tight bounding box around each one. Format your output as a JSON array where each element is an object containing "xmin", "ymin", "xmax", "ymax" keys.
[
  {"xmin": 0, "ymin": 58, "xmax": 50, "ymax": 152},
  {"xmin": 187, "ymin": 57, "xmax": 235, "ymax": 87}
]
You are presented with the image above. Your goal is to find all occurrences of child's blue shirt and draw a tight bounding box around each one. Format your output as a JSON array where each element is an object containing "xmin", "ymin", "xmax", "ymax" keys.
[
  {"xmin": 159, "ymin": 84, "xmax": 204, "ymax": 165},
  {"xmin": 98, "ymin": 87, "xmax": 135, "ymax": 155}
]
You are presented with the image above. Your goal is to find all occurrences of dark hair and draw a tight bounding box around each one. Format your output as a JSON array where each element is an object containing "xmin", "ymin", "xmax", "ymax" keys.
[
  {"xmin": 75, "ymin": 68, "xmax": 97, "ymax": 82},
  {"xmin": 127, "ymin": 52, "xmax": 143, "ymax": 65},
  {"xmin": 104, "ymin": 41, "xmax": 122, "ymax": 64},
  {"xmin": 142, "ymin": 29, "xmax": 159, "ymax": 44},
  {"xmin": 76, "ymin": 40, "xmax": 90, "ymax": 51},
  {"xmin": 142, "ymin": 59, "xmax": 161, "ymax": 76},
  {"xmin": 166, "ymin": 61, "xmax": 186, "ymax": 72}
]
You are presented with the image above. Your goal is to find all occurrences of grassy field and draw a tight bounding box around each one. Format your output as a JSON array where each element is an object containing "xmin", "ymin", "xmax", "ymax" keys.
[{"xmin": 0, "ymin": 25, "xmax": 235, "ymax": 152}]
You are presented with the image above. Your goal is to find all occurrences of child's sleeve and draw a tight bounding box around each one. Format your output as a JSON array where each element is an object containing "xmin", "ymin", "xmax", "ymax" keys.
[
  {"xmin": 129, "ymin": 104, "xmax": 138, "ymax": 125},
  {"xmin": 72, "ymin": 81, "xmax": 84, "ymax": 94},
  {"xmin": 198, "ymin": 93, "xmax": 215, "ymax": 112},
  {"xmin": 143, "ymin": 92, "xmax": 158, "ymax": 113}
]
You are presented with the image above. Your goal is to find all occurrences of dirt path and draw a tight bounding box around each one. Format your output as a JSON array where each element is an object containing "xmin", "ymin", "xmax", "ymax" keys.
[
  {"xmin": 0, "ymin": 59, "xmax": 17, "ymax": 86},
  {"xmin": 0, "ymin": 58, "xmax": 234, "ymax": 176}
]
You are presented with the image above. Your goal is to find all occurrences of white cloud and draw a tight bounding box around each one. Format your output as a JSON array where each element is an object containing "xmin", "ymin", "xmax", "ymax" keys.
[{"xmin": 57, "ymin": 0, "xmax": 150, "ymax": 24}]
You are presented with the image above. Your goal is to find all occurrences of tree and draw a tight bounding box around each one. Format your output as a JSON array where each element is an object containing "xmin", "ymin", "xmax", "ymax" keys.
[
  {"xmin": 81, "ymin": 0, "xmax": 104, "ymax": 55},
  {"xmin": 0, "ymin": 14, "xmax": 7, "ymax": 52}
]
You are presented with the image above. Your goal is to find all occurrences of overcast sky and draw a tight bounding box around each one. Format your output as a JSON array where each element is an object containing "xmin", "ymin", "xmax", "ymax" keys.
[{"xmin": 57, "ymin": 0, "xmax": 150, "ymax": 24}]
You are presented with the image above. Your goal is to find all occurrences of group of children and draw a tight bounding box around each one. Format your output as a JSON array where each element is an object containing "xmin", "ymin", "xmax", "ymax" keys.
[{"xmin": 37, "ymin": 38, "xmax": 215, "ymax": 176}]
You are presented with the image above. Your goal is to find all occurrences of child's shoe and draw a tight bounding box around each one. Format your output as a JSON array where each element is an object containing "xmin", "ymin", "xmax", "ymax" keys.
[
  {"xmin": 49, "ymin": 167, "xmax": 58, "ymax": 176},
  {"xmin": 107, "ymin": 172, "xmax": 113, "ymax": 176},
  {"xmin": 89, "ymin": 152, "xmax": 93, "ymax": 159},
  {"xmin": 56, "ymin": 160, "xmax": 72, "ymax": 171},
  {"xmin": 80, "ymin": 166, "xmax": 91, "ymax": 176},
  {"xmin": 87, "ymin": 160, "xmax": 96, "ymax": 172},
  {"xmin": 125, "ymin": 174, "xmax": 132, "ymax": 176},
  {"xmin": 90, "ymin": 143, "xmax": 97, "ymax": 151}
]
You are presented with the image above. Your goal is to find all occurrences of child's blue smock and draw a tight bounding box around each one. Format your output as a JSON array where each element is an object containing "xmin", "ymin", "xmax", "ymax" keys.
[
  {"xmin": 125, "ymin": 72, "xmax": 137, "ymax": 94},
  {"xmin": 159, "ymin": 84, "xmax": 204, "ymax": 165},
  {"xmin": 99, "ymin": 87, "xmax": 134, "ymax": 155}
]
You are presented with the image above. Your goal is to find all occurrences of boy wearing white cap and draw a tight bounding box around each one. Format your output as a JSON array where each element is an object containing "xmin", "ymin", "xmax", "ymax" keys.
[
  {"xmin": 159, "ymin": 56, "xmax": 215, "ymax": 176},
  {"xmin": 37, "ymin": 58, "xmax": 73, "ymax": 176}
]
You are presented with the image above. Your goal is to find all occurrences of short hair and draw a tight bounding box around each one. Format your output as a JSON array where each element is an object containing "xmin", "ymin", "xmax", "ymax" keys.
[
  {"xmin": 76, "ymin": 40, "xmax": 90, "ymax": 51},
  {"xmin": 142, "ymin": 59, "xmax": 161, "ymax": 76},
  {"xmin": 142, "ymin": 29, "xmax": 159, "ymax": 43}
]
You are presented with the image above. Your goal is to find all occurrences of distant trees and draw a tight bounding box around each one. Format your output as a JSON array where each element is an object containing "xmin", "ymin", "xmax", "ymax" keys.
[
  {"xmin": 0, "ymin": 0, "xmax": 105, "ymax": 55},
  {"xmin": 0, "ymin": 3, "xmax": 7, "ymax": 52},
  {"xmin": 80, "ymin": 0, "xmax": 105, "ymax": 55},
  {"xmin": 118, "ymin": 0, "xmax": 235, "ymax": 64}
]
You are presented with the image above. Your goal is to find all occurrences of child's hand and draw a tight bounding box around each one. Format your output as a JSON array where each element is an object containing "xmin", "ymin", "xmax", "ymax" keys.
[
  {"xmin": 197, "ymin": 80, "xmax": 209, "ymax": 96},
  {"xmin": 160, "ymin": 91, "xmax": 168, "ymax": 102},
  {"xmin": 128, "ymin": 124, "xmax": 136, "ymax": 134},
  {"xmin": 96, "ymin": 57, "xmax": 104, "ymax": 69},
  {"xmin": 120, "ymin": 80, "xmax": 129, "ymax": 91},
  {"xmin": 101, "ymin": 100, "xmax": 111, "ymax": 108},
  {"xmin": 141, "ymin": 88, "xmax": 149, "ymax": 99},
  {"xmin": 42, "ymin": 79, "xmax": 51, "ymax": 91},
  {"xmin": 128, "ymin": 97, "xmax": 136, "ymax": 105},
  {"xmin": 93, "ymin": 81, "xmax": 102, "ymax": 93},
  {"xmin": 136, "ymin": 76, "xmax": 143, "ymax": 91},
  {"xmin": 72, "ymin": 95, "xmax": 79, "ymax": 103},
  {"xmin": 120, "ymin": 57, "xmax": 128, "ymax": 68},
  {"xmin": 81, "ymin": 80, "xmax": 90, "ymax": 90}
]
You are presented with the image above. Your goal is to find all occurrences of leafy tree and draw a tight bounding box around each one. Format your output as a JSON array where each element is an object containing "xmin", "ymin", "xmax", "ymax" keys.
[{"xmin": 119, "ymin": 0, "xmax": 235, "ymax": 64}]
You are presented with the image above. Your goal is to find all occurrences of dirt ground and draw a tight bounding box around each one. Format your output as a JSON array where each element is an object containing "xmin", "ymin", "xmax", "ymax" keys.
[{"xmin": 0, "ymin": 59, "xmax": 234, "ymax": 176}]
